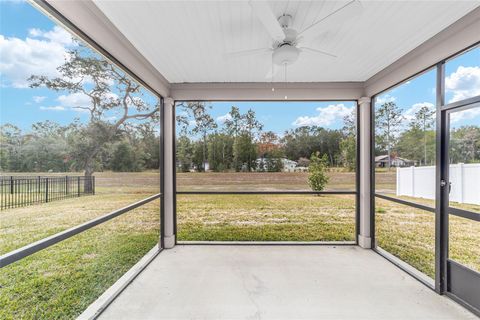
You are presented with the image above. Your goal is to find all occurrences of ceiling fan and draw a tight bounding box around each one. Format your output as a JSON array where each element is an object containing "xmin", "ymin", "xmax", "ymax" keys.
[{"xmin": 227, "ymin": 0, "xmax": 363, "ymax": 77}]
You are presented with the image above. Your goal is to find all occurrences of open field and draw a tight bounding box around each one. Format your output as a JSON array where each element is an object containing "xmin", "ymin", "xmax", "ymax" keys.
[
  {"xmin": 1, "ymin": 170, "xmax": 479, "ymax": 318},
  {"xmin": 177, "ymin": 170, "xmax": 356, "ymax": 191}
]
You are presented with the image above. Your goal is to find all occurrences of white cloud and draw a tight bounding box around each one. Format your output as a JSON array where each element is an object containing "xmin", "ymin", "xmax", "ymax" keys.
[
  {"xmin": 0, "ymin": 26, "xmax": 74, "ymax": 88},
  {"xmin": 292, "ymin": 104, "xmax": 353, "ymax": 127},
  {"xmin": 445, "ymin": 66, "xmax": 480, "ymax": 103},
  {"xmin": 39, "ymin": 106, "xmax": 65, "ymax": 111},
  {"xmin": 38, "ymin": 92, "xmax": 122, "ymax": 114},
  {"xmin": 32, "ymin": 95, "xmax": 46, "ymax": 103},
  {"xmin": 216, "ymin": 113, "xmax": 232, "ymax": 123},
  {"xmin": 450, "ymin": 107, "xmax": 480, "ymax": 124},
  {"xmin": 29, "ymin": 26, "xmax": 74, "ymax": 46},
  {"xmin": 402, "ymin": 102, "xmax": 435, "ymax": 122},
  {"xmin": 57, "ymin": 92, "xmax": 91, "ymax": 109},
  {"xmin": 375, "ymin": 94, "xmax": 396, "ymax": 105}
]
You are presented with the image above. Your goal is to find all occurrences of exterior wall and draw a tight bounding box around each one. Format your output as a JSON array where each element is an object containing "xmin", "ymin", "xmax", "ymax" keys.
[{"xmin": 396, "ymin": 164, "xmax": 480, "ymax": 205}]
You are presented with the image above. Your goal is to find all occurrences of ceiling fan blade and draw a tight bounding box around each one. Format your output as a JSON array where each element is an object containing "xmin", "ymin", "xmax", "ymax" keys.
[
  {"xmin": 249, "ymin": 1, "xmax": 285, "ymax": 42},
  {"xmin": 300, "ymin": 47, "xmax": 337, "ymax": 58},
  {"xmin": 224, "ymin": 48, "xmax": 272, "ymax": 58},
  {"xmin": 299, "ymin": 0, "xmax": 363, "ymax": 45}
]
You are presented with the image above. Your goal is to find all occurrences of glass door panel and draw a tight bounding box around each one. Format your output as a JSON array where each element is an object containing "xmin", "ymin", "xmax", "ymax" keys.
[{"xmin": 445, "ymin": 103, "xmax": 480, "ymax": 311}]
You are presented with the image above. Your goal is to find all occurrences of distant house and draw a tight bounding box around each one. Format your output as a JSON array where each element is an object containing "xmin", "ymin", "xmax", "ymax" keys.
[
  {"xmin": 281, "ymin": 159, "xmax": 298, "ymax": 172},
  {"xmin": 256, "ymin": 158, "xmax": 298, "ymax": 172},
  {"xmin": 375, "ymin": 155, "xmax": 416, "ymax": 168}
]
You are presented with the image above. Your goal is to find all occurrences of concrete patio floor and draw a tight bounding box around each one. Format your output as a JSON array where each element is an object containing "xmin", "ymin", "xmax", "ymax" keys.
[{"xmin": 98, "ymin": 245, "xmax": 477, "ymax": 320}]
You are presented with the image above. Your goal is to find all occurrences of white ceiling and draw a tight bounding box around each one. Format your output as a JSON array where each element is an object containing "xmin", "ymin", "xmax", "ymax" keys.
[{"xmin": 92, "ymin": 1, "xmax": 479, "ymax": 83}]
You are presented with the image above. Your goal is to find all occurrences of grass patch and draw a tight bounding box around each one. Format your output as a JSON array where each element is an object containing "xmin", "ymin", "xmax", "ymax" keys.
[
  {"xmin": 177, "ymin": 194, "xmax": 356, "ymax": 241},
  {"xmin": 375, "ymin": 198, "xmax": 480, "ymax": 278},
  {"xmin": 0, "ymin": 201, "xmax": 160, "ymax": 319},
  {"xmin": 1, "ymin": 172, "xmax": 160, "ymax": 319}
]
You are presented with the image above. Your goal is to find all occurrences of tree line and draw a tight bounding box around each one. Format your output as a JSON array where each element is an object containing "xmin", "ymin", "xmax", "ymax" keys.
[
  {"xmin": 0, "ymin": 121, "xmax": 160, "ymax": 173},
  {"xmin": 176, "ymin": 102, "xmax": 357, "ymax": 172},
  {"xmin": 375, "ymin": 101, "xmax": 480, "ymax": 166}
]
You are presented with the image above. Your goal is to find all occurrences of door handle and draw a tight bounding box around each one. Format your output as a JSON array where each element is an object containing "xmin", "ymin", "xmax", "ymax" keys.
[{"xmin": 440, "ymin": 180, "xmax": 452, "ymax": 194}]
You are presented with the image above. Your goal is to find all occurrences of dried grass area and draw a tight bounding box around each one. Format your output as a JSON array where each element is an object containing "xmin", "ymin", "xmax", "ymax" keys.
[{"xmin": 177, "ymin": 171, "xmax": 356, "ymax": 191}]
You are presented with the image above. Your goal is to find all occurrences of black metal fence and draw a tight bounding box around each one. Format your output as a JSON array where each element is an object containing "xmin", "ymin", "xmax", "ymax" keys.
[{"xmin": 0, "ymin": 176, "xmax": 95, "ymax": 210}]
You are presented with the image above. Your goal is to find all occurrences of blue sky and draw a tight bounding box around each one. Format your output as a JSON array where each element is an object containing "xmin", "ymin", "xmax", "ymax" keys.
[
  {"xmin": 375, "ymin": 46, "xmax": 480, "ymax": 129},
  {"xmin": 1, "ymin": 1, "xmax": 479, "ymax": 134},
  {"xmin": 181, "ymin": 101, "xmax": 356, "ymax": 135}
]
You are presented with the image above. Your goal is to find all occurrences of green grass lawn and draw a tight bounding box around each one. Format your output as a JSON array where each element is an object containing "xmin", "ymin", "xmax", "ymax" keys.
[
  {"xmin": 0, "ymin": 200, "xmax": 160, "ymax": 320},
  {"xmin": 177, "ymin": 194, "xmax": 356, "ymax": 241},
  {"xmin": 375, "ymin": 198, "xmax": 480, "ymax": 278},
  {"xmin": 1, "ymin": 171, "xmax": 160, "ymax": 319}
]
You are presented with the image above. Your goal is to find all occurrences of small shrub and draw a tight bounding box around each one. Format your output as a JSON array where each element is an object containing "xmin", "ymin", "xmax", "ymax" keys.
[{"xmin": 308, "ymin": 152, "xmax": 329, "ymax": 191}]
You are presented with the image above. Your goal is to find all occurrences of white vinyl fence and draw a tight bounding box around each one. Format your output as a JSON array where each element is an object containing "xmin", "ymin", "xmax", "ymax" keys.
[{"xmin": 396, "ymin": 163, "xmax": 480, "ymax": 205}]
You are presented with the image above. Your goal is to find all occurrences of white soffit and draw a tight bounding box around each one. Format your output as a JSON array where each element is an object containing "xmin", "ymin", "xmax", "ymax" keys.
[{"xmin": 92, "ymin": 1, "xmax": 479, "ymax": 83}]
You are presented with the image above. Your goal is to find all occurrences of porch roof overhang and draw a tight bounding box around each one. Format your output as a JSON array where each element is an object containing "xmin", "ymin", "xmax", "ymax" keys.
[{"xmin": 40, "ymin": 0, "xmax": 480, "ymax": 100}]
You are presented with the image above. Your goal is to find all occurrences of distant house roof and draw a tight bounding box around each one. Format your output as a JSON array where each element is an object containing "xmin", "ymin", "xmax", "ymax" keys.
[
  {"xmin": 256, "ymin": 158, "xmax": 298, "ymax": 166},
  {"xmin": 375, "ymin": 155, "xmax": 390, "ymax": 162},
  {"xmin": 375, "ymin": 155, "xmax": 414, "ymax": 163},
  {"xmin": 281, "ymin": 158, "xmax": 297, "ymax": 165}
]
